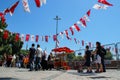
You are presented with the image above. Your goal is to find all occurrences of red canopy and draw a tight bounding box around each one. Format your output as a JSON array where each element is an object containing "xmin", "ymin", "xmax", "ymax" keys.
[{"xmin": 52, "ymin": 47, "xmax": 74, "ymax": 53}]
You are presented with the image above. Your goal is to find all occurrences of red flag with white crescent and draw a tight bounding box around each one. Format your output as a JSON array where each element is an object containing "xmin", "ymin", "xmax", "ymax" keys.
[
  {"xmin": 69, "ymin": 27, "xmax": 74, "ymax": 35},
  {"xmin": 9, "ymin": 1, "xmax": 19, "ymax": 16},
  {"xmin": 53, "ymin": 35, "xmax": 57, "ymax": 41},
  {"xmin": 34, "ymin": 0, "xmax": 41, "ymax": 7},
  {"xmin": 36, "ymin": 35, "xmax": 39, "ymax": 42},
  {"xmin": 82, "ymin": 40, "xmax": 84, "ymax": 46},
  {"xmin": 74, "ymin": 24, "xmax": 80, "ymax": 32},
  {"xmin": 86, "ymin": 9, "xmax": 91, "ymax": 17},
  {"xmin": 74, "ymin": 38, "xmax": 77, "ymax": 44},
  {"xmin": 45, "ymin": 36, "xmax": 48, "ymax": 42},
  {"xmin": 26, "ymin": 34, "xmax": 30, "ymax": 41},
  {"xmin": 98, "ymin": 0, "xmax": 113, "ymax": 6},
  {"xmin": 80, "ymin": 18, "xmax": 87, "ymax": 27}
]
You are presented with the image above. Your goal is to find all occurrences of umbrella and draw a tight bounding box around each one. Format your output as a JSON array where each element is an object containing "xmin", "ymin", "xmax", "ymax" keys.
[{"xmin": 52, "ymin": 47, "xmax": 74, "ymax": 53}]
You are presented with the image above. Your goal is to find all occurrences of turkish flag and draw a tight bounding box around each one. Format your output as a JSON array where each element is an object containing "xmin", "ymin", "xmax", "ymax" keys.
[
  {"xmin": 87, "ymin": 9, "xmax": 91, "ymax": 17},
  {"xmin": 36, "ymin": 35, "xmax": 39, "ymax": 42},
  {"xmin": 3, "ymin": 8, "xmax": 10, "ymax": 15},
  {"xmin": 80, "ymin": 18, "xmax": 87, "ymax": 27},
  {"xmin": 69, "ymin": 27, "xmax": 74, "ymax": 35},
  {"xmin": 34, "ymin": 0, "xmax": 41, "ymax": 7},
  {"xmin": 53, "ymin": 35, "xmax": 57, "ymax": 41},
  {"xmin": 82, "ymin": 40, "xmax": 84, "ymax": 46},
  {"xmin": 26, "ymin": 34, "xmax": 30, "ymax": 41},
  {"xmin": 74, "ymin": 24, "xmax": 80, "ymax": 32},
  {"xmin": 45, "ymin": 36, "xmax": 48, "ymax": 42},
  {"xmin": 65, "ymin": 30, "xmax": 68, "ymax": 36},
  {"xmin": 74, "ymin": 38, "xmax": 77, "ymax": 44},
  {"xmin": 98, "ymin": 0, "xmax": 113, "ymax": 6},
  {"xmin": 9, "ymin": 1, "xmax": 19, "ymax": 16}
]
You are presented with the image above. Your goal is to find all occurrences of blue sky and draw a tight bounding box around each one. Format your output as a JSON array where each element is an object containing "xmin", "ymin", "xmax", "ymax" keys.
[{"xmin": 0, "ymin": 0, "xmax": 120, "ymax": 55}]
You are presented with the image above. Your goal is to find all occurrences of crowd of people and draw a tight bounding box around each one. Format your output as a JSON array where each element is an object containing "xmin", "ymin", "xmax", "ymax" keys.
[
  {"xmin": 1, "ymin": 41, "xmax": 107, "ymax": 73},
  {"xmin": 2, "ymin": 53, "xmax": 29, "ymax": 68},
  {"xmin": 28, "ymin": 43, "xmax": 54, "ymax": 71},
  {"xmin": 78, "ymin": 42, "xmax": 106, "ymax": 73},
  {"xmin": 1, "ymin": 44, "xmax": 54, "ymax": 71}
]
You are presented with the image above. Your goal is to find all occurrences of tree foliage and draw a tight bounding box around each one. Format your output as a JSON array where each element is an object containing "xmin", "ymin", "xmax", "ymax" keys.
[
  {"xmin": 73, "ymin": 55, "xmax": 84, "ymax": 61},
  {"xmin": 0, "ymin": 20, "xmax": 23, "ymax": 55},
  {"xmin": 67, "ymin": 53, "xmax": 75, "ymax": 61},
  {"xmin": 20, "ymin": 49, "xmax": 29, "ymax": 55},
  {"xmin": 105, "ymin": 50, "xmax": 113, "ymax": 60},
  {"xmin": 67, "ymin": 53, "xmax": 84, "ymax": 61}
]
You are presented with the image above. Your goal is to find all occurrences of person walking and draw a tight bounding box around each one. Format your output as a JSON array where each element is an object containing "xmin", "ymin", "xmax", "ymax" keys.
[
  {"xmin": 35, "ymin": 44, "xmax": 42, "ymax": 71},
  {"xmin": 84, "ymin": 45, "xmax": 92, "ymax": 73},
  {"xmin": 41, "ymin": 49, "xmax": 47, "ymax": 70},
  {"xmin": 11, "ymin": 54, "xmax": 16, "ymax": 67},
  {"xmin": 47, "ymin": 52, "xmax": 54, "ymax": 70},
  {"xmin": 29, "ymin": 43, "xmax": 36, "ymax": 71},
  {"xmin": 94, "ymin": 42, "xmax": 106, "ymax": 73},
  {"xmin": 18, "ymin": 54, "xmax": 23, "ymax": 68},
  {"xmin": 96, "ymin": 42, "xmax": 106, "ymax": 72}
]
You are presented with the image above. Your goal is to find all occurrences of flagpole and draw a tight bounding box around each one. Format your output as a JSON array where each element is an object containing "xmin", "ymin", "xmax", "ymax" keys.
[{"xmin": 54, "ymin": 16, "xmax": 61, "ymax": 48}]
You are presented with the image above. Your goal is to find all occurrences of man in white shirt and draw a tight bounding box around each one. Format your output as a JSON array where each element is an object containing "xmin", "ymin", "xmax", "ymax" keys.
[{"xmin": 35, "ymin": 44, "xmax": 43, "ymax": 71}]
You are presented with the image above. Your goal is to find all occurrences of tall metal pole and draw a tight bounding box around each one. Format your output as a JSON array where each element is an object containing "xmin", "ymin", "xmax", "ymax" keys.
[{"xmin": 54, "ymin": 16, "xmax": 61, "ymax": 48}]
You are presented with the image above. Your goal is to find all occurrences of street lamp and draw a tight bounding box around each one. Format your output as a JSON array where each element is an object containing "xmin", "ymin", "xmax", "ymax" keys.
[{"xmin": 54, "ymin": 16, "xmax": 61, "ymax": 48}]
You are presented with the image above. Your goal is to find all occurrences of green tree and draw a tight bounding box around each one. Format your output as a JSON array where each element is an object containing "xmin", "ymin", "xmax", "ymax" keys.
[
  {"xmin": 73, "ymin": 55, "xmax": 84, "ymax": 61},
  {"xmin": 20, "ymin": 49, "xmax": 29, "ymax": 55},
  {"xmin": 67, "ymin": 53, "xmax": 76, "ymax": 61},
  {"xmin": 0, "ymin": 20, "xmax": 23, "ymax": 56},
  {"xmin": 67, "ymin": 53, "xmax": 84, "ymax": 61},
  {"xmin": 105, "ymin": 50, "xmax": 113, "ymax": 60}
]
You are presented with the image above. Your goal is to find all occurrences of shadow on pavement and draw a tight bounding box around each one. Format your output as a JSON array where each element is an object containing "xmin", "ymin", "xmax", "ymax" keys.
[
  {"xmin": 89, "ymin": 76, "xmax": 111, "ymax": 79},
  {"xmin": 67, "ymin": 71, "xmax": 96, "ymax": 76},
  {"xmin": 15, "ymin": 69, "xmax": 28, "ymax": 72},
  {"xmin": 0, "ymin": 77, "xmax": 20, "ymax": 80}
]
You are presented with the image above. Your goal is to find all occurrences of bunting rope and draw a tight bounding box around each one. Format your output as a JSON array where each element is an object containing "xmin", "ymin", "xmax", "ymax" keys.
[{"xmin": 0, "ymin": 0, "xmax": 113, "ymax": 48}]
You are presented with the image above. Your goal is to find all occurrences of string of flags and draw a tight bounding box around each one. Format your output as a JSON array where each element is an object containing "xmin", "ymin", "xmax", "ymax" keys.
[
  {"xmin": 0, "ymin": 0, "xmax": 47, "ymax": 24},
  {"xmin": 1, "ymin": 29, "xmax": 119, "ymax": 53},
  {"xmin": 0, "ymin": 0, "xmax": 113, "ymax": 24},
  {"xmin": 0, "ymin": 29, "xmax": 93, "ymax": 47},
  {"xmin": 22, "ymin": 0, "xmax": 30, "ymax": 12},
  {"xmin": 0, "ymin": 8, "xmax": 92, "ymax": 46},
  {"xmin": 93, "ymin": 0, "xmax": 113, "ymax": 10},
  {"xmin": 0, "ymin": 0, "xmax": 113, "ymax": 48}
]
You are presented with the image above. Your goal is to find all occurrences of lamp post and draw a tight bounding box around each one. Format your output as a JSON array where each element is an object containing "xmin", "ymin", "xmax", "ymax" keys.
[{"xmin": 54, "ymin": 16, "xmax": 61, "ymax": 48}]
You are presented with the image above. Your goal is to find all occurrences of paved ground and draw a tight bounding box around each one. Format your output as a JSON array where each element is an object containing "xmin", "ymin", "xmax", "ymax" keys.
[{"xmin": 0, "ymin": 67, "xmax": 120, "ymax": 80}]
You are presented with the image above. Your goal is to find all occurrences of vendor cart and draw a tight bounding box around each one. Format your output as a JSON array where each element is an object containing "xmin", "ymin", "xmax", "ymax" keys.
[{"xmin": 52, "ymin": 47, "xmax": 74, "ymax": 70}]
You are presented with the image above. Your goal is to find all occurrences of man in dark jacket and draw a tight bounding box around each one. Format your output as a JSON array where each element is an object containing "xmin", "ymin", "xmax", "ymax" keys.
[
  {"xmin": 96, "ymin": 42, "xmax": 106, "ymax": 72},
  {"xmin": 29, "ymin": 43, "xmax": 36, "ymax": 71}
]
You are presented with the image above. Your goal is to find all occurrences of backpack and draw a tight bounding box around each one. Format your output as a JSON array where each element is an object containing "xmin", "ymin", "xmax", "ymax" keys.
[
  {"xmin": 101, "ymin": 48, "xmax": 106, "ymax": 55},
  {"xmin": 100, "ymin": 48, "xmax": 106, "ymax": 58}
]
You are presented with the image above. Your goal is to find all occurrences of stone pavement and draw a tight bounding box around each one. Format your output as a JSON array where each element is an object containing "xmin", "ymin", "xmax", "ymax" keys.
[{"xmin": 0, "ymin": 67, "xmax": 120, "ymax": 80}]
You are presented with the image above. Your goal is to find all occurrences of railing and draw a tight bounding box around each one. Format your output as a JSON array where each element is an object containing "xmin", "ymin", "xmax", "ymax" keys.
[
  {"xmin": 67, "ymin": 60, "xmax": 120, "ymax": 70},
  {"xmin": 75, "ymin": 42, "xmax": 120, "ymax": 69}
]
